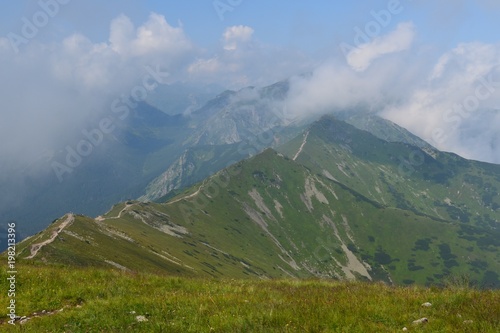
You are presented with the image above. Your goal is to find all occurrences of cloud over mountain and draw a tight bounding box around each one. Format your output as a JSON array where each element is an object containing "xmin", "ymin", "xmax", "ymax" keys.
[
  {"xmin": 222, "ymin": 25, "xmax": 254, "ymax": 51},
  {"xmin": 0, "ymin": 13, "xmax": 193, "ymax": 167},
  {"xmin": 382, "ymin": 42, "xmax": 500, "ymax": 163},
  {"xmin": 346, "ymin": 22, "xmax": 415, "ymax": 72},
  {"xmin": 0, "ymin": 13, "xmax": 197, "ymax": 214},
  {"xmin": 2, "ymin": 10, "xmax": 500, "ymax": 221},
  {"xmin": 285, "ymin": 23, "xmax": 421, "ymax": 119}
]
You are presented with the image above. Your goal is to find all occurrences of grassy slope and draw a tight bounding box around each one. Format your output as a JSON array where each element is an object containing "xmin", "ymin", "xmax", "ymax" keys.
[
  {"xmin": 14, "ymin": 148, "xmax": 500, "ymax": 287},
  {"xmin": 278, "ymin": 117, "xmax": 500, "ymax": 284},
  {"xmin": 279, "ymin": 116, "xmax": 500, "ymax": 226},
  {"xmin": 0, "ymin": 264, "xmax": 499, "ymax": 332},
  {"xmin": 3, "ymin": 116, "xmax": 500, "ymax": 331}
]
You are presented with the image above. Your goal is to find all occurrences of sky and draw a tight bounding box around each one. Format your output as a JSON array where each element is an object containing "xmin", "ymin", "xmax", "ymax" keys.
[{"xmin": 1, "ymin": 0, "xmax": 500, "ymax": 187}]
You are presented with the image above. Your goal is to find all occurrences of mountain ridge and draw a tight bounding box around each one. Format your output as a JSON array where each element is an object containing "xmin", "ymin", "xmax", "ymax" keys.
[{"xmin": 11, "ymin": 116, "xmax": 500, "ymax": 287}]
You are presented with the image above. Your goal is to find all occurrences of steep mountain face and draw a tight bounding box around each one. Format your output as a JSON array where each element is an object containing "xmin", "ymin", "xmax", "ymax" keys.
[
  {"xmin": 140, "ymin": 123, "xmax": 307, "ymax": 203},
  {"xmin": 138, "ymin": 143, "xmax": 245, "ymax": 202},
  {"xmin": 185, "ymin": 83, "xmax": 294, "ymax": 146},
  {"xmin": 146, "ymin": 81, "xmax": 442, "ymax": 206},
  {"xmin": 139, "ymin": 81, "xmax": 306, "ymax": 202},
  {"xmin": 139, "ymin": 80, "xmax": 443, "ymax": 205},
  {"xmin": 15, "ymin": 118, "xmax": 500, "ymax": 287}
]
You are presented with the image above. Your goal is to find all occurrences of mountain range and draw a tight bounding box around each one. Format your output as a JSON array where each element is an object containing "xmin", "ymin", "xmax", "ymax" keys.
[
  {"xmin": 13, "ymin": 113, "xmax": 500, "ymax": 287},
  {"xmin": 0, "ymin": 80, "xmax": 302, "ymax": 245}
]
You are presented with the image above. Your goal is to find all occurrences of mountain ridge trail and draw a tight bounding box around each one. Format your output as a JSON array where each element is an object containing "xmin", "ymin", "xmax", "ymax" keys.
[
  {"xmin": 26, "ymin": 213, "xmax": 74, "ymax": 259},
  {"xmin": 293, "ymin": 131, "xmax": 309, "ymax": 161}
]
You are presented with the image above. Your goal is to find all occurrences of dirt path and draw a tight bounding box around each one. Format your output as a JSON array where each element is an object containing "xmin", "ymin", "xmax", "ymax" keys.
[
  {"xmin": 95, "ymin": 203, "xmax": 134, "ymax": 221},
  {"xmin": 26, "ymin": 214, "xmax": 74, "ymax": 259},
  {"xmin": 293, "ymin": 131, "xmax": 309, "ymax": 161},
  {"xmin": 167, "ymin": 182, "xmax": 205, "ymax": 205}
]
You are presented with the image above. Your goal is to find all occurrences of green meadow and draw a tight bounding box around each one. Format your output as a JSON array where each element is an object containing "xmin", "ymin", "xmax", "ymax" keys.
[{"xmin": 1, "ymin": 263, "xmax": 498, "ymax": 332}]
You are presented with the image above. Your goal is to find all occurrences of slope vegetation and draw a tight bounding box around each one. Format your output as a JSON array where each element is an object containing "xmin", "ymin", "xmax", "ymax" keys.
[
  {"xmin": 1, "ymin": 264, "xmax": 499, "ymax": 332},
  {"xmin": 15, "ymin": 118, "xmax": 500, "ymax": 286}
]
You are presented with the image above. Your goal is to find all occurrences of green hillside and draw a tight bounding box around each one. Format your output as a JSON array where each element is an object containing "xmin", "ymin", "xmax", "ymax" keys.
[
  {"xmin": 280, "ymin": 116, "xmax": 500, "ymax": 227},
  {"xmin": 13, "ymin": 117, "xmax": 500, "ymax": 287},
  {"xmin": 1, "ymin": 264, "xmax": 499, "ymax": 332}
]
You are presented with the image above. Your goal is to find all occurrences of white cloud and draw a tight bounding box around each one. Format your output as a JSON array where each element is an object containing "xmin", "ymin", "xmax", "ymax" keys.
[
  {"xmin": 0, "ymin": 37, "xmax": 10, "ymax": 51},
  {"xmin": 346, "ymin": 22, "xmax": 415, "ymax": 72},
  {"xmin": 131, "ymin": 13, "xmax": 192, "ymax": 57},
  {"xmin": 188, "ymin": 57, "xmax": 222, "ymax": 74},
  {"xmin": 223, "ymin": 25, "xmax": 254, "ymax": 51},
  {"xmin": 108, "ymin": 13, "xmax": 193, "ymax": 61},
  {"xmin": 381, "ymin": 42, "xmax": 500, "ymax": 163},
  {"xmin": 109, "ymin": 14, "xmax": 135, "ymax": 55},
  {"xmin": 188, "ymin": 25, "xmax": 311, "ymax": 89},
  {"xmin": 0, "ymin": 13, "xmax": 196, "ymax": 186},
  {"xmin": 285, "ymin": 24, "xmax": 423, "ymax": 120},
  {"xmin": 286, "ymin": 62, "xmax": 383, "ymax": 118}
]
